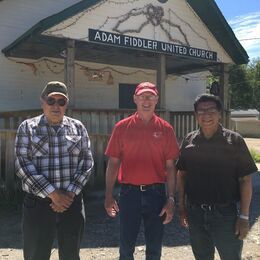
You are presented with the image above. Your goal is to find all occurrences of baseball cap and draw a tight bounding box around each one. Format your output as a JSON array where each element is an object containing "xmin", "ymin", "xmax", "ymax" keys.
[
  {"xmin": 41, "ymin": 81, "xmax": 69, "ymax": 99},
  {"xmin": 134, "ymin": 82, "xmax": 158, "ymax": 96}
]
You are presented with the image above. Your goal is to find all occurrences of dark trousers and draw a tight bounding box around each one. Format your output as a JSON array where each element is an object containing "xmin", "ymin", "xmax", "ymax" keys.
[
  {"xmin": 119, "ymin": 184, "xmax": 166, "ymax": 260},
  {"xmin": 22, "ymin": 193, "xmax": 85, "ymax": 260},
  {"xmin": 187, "ymin": 203, "xmax": 243, "ymax": 260}
]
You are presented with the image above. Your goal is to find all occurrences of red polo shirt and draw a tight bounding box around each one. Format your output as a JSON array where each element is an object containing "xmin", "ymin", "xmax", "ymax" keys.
[{"xmin": 105, "ymin": 113, "xmax": 179, "ymax": 185}]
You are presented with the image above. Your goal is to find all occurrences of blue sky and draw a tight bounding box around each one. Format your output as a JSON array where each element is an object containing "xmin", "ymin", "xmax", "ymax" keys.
[{"xmin": 215, "ymin": 0, "xmax": 260, "ymax": 61}]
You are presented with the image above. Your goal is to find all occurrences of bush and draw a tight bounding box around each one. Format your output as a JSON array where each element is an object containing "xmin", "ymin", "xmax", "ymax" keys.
[{"xmin": 250, "ymin": 149, "xmax": 260, "ymax": 163}]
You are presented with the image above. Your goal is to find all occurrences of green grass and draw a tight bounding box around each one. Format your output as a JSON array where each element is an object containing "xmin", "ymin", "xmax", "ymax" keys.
[{"xmin": 250, "ymin": 149, "xmax": 260, "ymax": 163}]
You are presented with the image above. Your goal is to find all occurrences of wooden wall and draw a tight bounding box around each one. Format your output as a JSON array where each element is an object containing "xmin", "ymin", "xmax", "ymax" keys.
[{"xmin": 0, "ymin": 109, "xmax": 199, "ymax": 198}]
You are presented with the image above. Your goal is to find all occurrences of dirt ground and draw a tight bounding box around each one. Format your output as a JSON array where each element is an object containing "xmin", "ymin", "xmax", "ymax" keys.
[{"xmin": 0, "ymin": 138, "xmax": 260, "ymax": 260}]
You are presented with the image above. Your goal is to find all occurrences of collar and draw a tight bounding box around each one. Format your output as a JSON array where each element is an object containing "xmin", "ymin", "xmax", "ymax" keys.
[
  {"xmin": 196, "ymin": 124, "xmax": 223, "ymax": 141},
  {"xmin": 134, "ymin": 112, "xmax": 156, "ymax": 124},
  {"xmin": 38, "ymin": 114, "xmax": 70, "ymax": 127}
]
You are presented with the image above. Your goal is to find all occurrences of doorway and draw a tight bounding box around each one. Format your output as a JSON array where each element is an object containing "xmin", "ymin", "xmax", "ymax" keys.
[{"xmin": 119, "ymin": 83, "xmax": 137, "ymax": 109}]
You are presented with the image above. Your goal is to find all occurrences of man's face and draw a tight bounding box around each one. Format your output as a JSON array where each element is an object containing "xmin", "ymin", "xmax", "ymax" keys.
[
  {"xmin": 133, "ymin": 92, "xmax": 158, "ymax": 113},
  {"xmin": 41, "ymin": 94, "xmax": 68, "ymax": 125},
  {"xmin": 195, "ymin": 101, "xmax": 220, "ymax": 133}
]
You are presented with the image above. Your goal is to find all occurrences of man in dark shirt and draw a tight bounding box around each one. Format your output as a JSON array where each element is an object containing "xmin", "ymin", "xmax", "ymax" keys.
[{"xmin": 177, "ymin": 93, "xmax": 257, "ymax": 260}]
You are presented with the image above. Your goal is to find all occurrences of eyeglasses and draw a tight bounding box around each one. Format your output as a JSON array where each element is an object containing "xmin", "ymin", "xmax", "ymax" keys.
[
  {"xmin": 196, "ymin": 107, "xmax": 219, "ymax": 115},
  {"xmin": 137, "ymin": 95, "xmax": 158, "ymax": 101},
  {"xmin": 45, "ymin": 97, "xmax": 67, "ymax": 107}
]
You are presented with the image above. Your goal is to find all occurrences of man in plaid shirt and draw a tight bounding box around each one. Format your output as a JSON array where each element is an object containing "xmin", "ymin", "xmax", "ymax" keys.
[{"xmin": 15, "ymin": 81, "xmax": 94, "ymax": 260}]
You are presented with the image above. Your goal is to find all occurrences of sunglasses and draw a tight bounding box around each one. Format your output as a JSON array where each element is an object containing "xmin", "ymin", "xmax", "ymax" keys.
[{"xmin": 45, "ymin": 97, "xmax": 67, "ymax": 107}]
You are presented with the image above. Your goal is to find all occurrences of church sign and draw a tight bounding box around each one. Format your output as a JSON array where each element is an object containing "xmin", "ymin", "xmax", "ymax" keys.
[{"xmin": 89, "ymin": 29, "xmax": 217, "ymax": 61}]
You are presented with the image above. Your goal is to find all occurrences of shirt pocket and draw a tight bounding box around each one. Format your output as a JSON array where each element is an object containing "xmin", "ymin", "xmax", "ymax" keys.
[
  {"xmin": 31, "ymin": 135, "xmax": 49, "ymax": 157},
  {"xmin": 66, "ymin": 135, "xmax": 82, "ymax": 155}
]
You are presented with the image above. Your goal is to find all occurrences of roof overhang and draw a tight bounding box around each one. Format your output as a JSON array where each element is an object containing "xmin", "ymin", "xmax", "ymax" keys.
[
  {"xmin": 187, "ymin": 0, "xmax": 249, "ymax": 64},
  {"xmin": 2, "ymin": 0, "xmax": 247, "ymax": 75},
  {"xmin": 2, "ymin": 34, "xmax": 221, "ymax": 75}
]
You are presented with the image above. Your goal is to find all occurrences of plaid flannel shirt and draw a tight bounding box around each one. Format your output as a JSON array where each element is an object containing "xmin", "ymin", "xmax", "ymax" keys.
[{"xmin": 15, "ymin": 114, "xmax": 94, "ymax": 198}]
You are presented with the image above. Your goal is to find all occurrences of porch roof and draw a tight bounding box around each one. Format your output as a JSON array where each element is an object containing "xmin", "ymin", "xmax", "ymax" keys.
[{"xmin": 1, "ymin": 0, "xmax": 248, "ymax": 74}]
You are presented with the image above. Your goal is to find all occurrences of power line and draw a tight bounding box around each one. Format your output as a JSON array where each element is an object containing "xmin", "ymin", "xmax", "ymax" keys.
[{"xmin": 239, "ymin": 37, "xmax": 260, "ymax": 41}]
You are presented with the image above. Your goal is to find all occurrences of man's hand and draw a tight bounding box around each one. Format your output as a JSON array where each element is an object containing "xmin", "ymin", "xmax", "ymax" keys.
[
  {"xmin": 66, "ymin": 191, "xmax": 76, "ymax": 199},
  {"xmin": 179, "ymin": 205, "xmax": 189, "ymax": 228},
  {"xmin": 159, "ymin": 198, "xmax": 175, "ymax": 224},
  {"xmin": 48, "ymin": 190, "xmax": 74, "ymax": 213},
  {"xmin": 50, "ymin": 202, "xmax": 65, "ymax": 213},
  {"xmin": 104, "ymin": 197, "xmax": 119, "ymax": 217},
  {"xmin": 235, "ymin": 217, "xmax": 250, "ymax": 240}
]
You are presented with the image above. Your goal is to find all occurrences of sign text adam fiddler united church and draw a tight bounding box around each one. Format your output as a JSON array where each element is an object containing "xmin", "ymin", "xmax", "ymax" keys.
[{"xmin": 89, "ymin": 29, "xmax": 217, "ymax": 61}]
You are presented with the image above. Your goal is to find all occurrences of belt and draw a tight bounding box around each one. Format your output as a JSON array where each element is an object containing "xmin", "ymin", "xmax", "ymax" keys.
[
  {"xmin": 121, "ymin": 183, "xmax": 165, "ymax": 192},
  {"xmin": 189, "ymin": 202, "xmax": 233, "ymax": 211}
]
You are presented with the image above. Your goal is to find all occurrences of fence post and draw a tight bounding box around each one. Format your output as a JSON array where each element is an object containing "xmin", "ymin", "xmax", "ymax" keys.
[{"xmin": 5, "ymin": 132, "xmax": 15, "ymax": 199}]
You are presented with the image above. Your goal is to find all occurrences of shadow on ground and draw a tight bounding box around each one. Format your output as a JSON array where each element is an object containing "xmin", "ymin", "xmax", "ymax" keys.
[
  {"xmin": 0, "ymin": 171, "xmax": 259, "ymax": 251},
  {"xmin": 82, "ymin": 195, "xmax": 190, "ymax": 249}
]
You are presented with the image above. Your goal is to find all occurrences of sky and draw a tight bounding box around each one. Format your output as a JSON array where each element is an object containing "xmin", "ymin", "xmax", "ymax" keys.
[{"xmin": 215, "ymin": 0, "xmax": 260, "ymax": 61}]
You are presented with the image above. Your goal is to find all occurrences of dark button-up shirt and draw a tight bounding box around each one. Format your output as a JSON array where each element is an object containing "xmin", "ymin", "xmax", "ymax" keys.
[{"xmin": 177, "ymin": 125, "xmax": 257, "ymax": 204}]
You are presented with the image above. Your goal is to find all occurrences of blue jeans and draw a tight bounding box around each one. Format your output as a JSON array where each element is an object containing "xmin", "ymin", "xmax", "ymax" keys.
[
  {"xmin": 119, "ymin": 184, "xmax": 166, "ymax": 260},
  {"xmin": 187, "ymin": 203, "xmax": 242, "ymax": 260}
]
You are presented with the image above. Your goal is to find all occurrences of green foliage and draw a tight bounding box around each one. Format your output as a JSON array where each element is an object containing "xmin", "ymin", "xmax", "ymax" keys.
[
  {"xmin": 229, "ymin": 58, "xmax": 260, "ymax": 111},
  {"xmin": 250, "ymin": 149, "xmax": 260, "ymax": 163}
]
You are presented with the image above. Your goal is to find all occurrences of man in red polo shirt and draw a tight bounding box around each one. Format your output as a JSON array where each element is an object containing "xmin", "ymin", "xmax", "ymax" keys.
[{"xmin": 104, "ymin": 82, "xmax": 179, "ymax": 260}]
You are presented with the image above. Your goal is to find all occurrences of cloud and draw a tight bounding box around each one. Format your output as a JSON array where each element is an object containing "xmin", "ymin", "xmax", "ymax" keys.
[{"xmin": 228, "ymin": 12, "xmax": 260, "ymax": 60}]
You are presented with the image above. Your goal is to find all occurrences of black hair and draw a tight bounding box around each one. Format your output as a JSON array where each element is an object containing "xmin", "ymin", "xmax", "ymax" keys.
[{"xmin": 193, "ymin": 93, "xmax": 222, "ymax": 111}]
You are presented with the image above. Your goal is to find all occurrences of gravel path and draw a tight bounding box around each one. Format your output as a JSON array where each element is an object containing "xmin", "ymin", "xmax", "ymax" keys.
[{"xmin": 0, "ymin": 138, "xmax": 259, "ymax": 260}]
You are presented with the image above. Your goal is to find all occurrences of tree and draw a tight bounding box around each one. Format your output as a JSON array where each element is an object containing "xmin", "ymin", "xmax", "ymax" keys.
[
  {"xmin": 248, "ymin": 59, "xmax": 260, "ymax": 111},
  {"xmin": 229, "ymin": 58, "xmax": 260, "ymax": 110}
]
